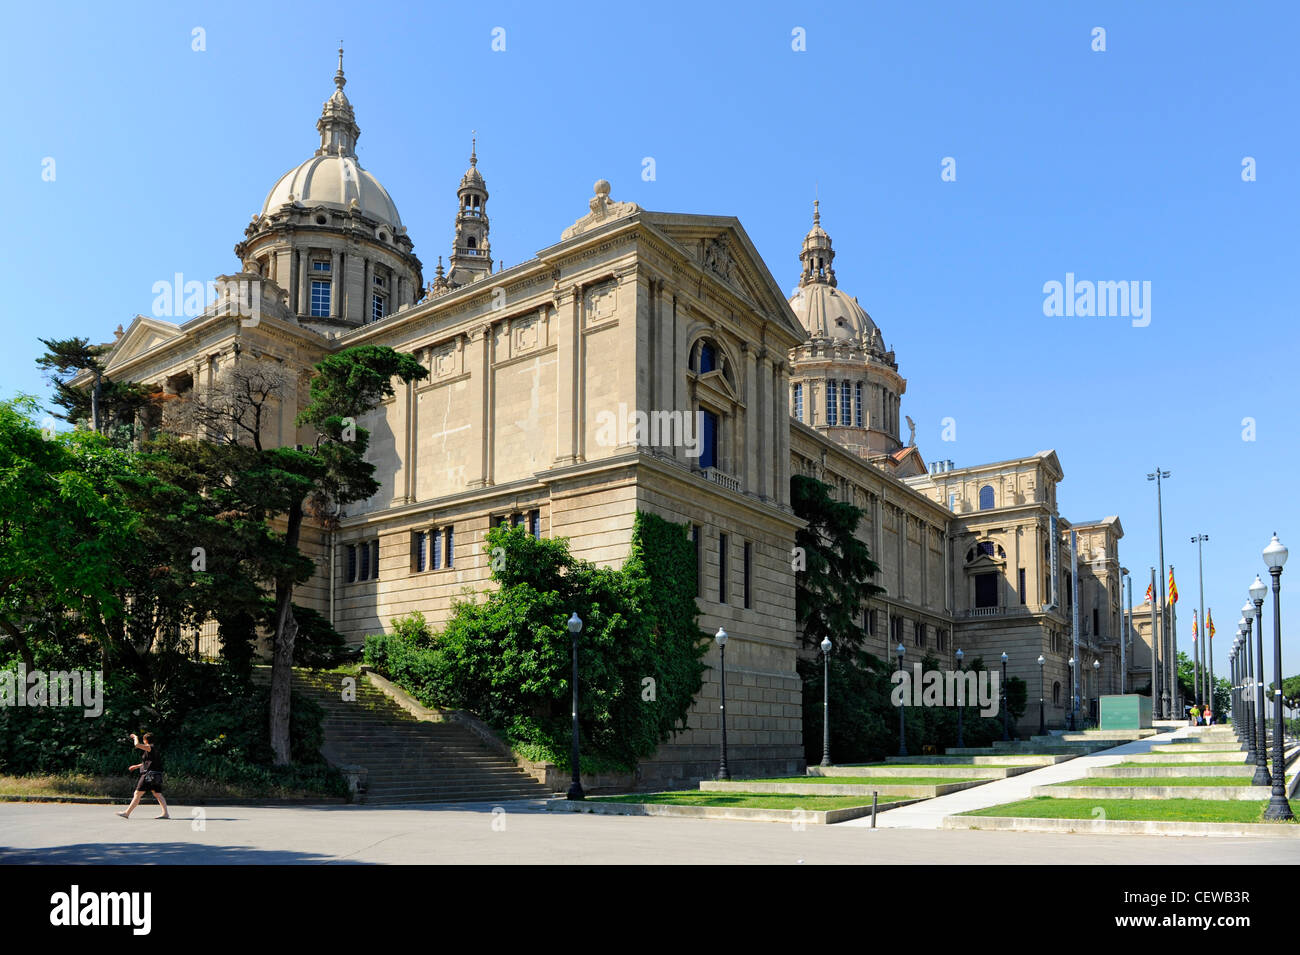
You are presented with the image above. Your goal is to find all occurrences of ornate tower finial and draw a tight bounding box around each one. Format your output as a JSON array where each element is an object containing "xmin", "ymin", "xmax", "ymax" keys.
[
  {"xmin": 316, "ymin": 44, "xmax": 359, "ymax": 158},
  {"xmin": 448, "ymin": 138, "xmax": 492, "ymax": 286},
  {"xmin": 798, "ymin": 197, "xmax": 836, "ymax": 288}
]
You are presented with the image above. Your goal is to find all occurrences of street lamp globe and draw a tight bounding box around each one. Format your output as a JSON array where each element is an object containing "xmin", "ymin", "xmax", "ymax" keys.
[
  {"xmin": 715, "ymin": 627, "xmax": 728, "ymax": 648},
  {"xmin": 897, "ymin": 643, "xmax": 905, "ymax": 658},
  {"xmin": 1250, "ymin": 575, "xmax": 1268, "ymax": 603},
  {"xmin": 1093, "ymin": 659, "xmax": 1100, "ymax": 670},
  {"xmin": 1038, "ymin": 655, "xmax": 1045, "ymax": 666},
  {"xmin": 820, "ymin": 636, "xmax": 832, "ymax": 654},
  {"xmin": 955, "ymin": 648, "xmax": 964, "ymax": 664},
  {"xmin": 1001, "ymin": 652, "xmax": 1008, "ymax": 663},
  {"xmin": 1263, "ymin": 533, "xmax": 1288, "ymax": 571},
  {"xmin": 567, "ymin": 612, "xmax": 583, "ymax": 635}
]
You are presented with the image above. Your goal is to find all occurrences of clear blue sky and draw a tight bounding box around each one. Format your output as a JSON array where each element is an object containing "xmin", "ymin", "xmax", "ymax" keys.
[{"xmin": 2, "ymin": 1, "xmax": 1297, "ymax": 686}]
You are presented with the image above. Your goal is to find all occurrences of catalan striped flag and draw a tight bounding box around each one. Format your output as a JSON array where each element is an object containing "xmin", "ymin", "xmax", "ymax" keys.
[
  {"xmin": 1145, "ymin": 582, "xmax": 1154, "ymax": 603},
  {"xmin": 1169, "ymin": 568, "xmax": 1179, "ymax": 603},
  {"xmin": 1192, "ymin": 610, "xmax": 1198, "ymax": 643},
  {"xmin": 1208, "ymin": 610, "xmax": 1215, "ymax": 640}
]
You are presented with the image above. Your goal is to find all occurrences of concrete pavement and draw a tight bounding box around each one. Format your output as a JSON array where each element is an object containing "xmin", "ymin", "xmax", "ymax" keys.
[{"xmin": 1, "ymin": 793, "xmax": 1299, "ymax": 864}]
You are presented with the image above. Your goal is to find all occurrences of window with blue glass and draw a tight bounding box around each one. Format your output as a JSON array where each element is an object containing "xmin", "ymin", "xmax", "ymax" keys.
[
  {"xmin": 793, "ymin": 383, "xmax": 803, "ymax": 421},
  {"xmin": 698, "ymin": 341, "xmax": 716, "ymax": 374},
  {"xmin": 827, "ymin": 381, "xmax": 838, "ymax": 425},
  {"xmin": 840, "ymin": 380, "xmax": 850, "ymax": 425},
  {"xmin": 978, "ymin": 485, "xmax": 995, "ymax": 510},
  {"xmin": 700, "ymin": 409, "xmax": 719, "ymax": 469},
  {"xmin": 310, "ymin": 280, "xmax": 331, "ymax": 317},
  {"xmin": 854, "ymin": 382, "xmax": 864, "ymax": 426}
]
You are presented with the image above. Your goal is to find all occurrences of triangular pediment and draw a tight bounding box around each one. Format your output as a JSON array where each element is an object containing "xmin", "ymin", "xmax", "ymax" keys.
[
  {"xmin": 102, "ymin": 316, "xmax": 183, "ymax": 373},
  {"xmin": 642, "ymin": 213, "xmax": 809, "ymax": 348}
]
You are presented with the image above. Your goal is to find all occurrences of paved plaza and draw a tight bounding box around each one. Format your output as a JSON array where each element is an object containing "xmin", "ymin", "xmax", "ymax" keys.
[{"xmin": 1, "ymin": 799, "xmax": 1297, "ymax": 865}]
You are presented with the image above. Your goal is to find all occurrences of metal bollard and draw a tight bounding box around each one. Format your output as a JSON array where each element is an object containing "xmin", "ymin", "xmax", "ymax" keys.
[{"xmin": 871, "ymin": 791, "xmax": 878, "ymax": 828}]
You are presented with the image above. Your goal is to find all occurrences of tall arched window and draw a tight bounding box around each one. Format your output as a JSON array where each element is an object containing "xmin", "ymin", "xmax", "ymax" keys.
[
  {"xmin": 1053, "ymin": 681, "xmax": 1061, "ymax": 706},
  {"xmin": 979, "ymin": 485, "xmax": 995, "ymax": 510}
]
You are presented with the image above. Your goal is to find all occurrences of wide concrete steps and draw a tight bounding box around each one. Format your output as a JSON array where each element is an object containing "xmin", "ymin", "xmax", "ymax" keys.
[{"xmin": 254, "ymin": 666, "xmax": 554, "ymax": 804}]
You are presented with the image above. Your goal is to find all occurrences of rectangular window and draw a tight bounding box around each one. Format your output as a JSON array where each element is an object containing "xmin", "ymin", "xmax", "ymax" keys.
[
  {"xmin": 718, "ymin": 533, "xmax": 728, "ymax": 604},
  {"xmin": 373, "ymin": 272, "xmax": 387, "ymax": 288},
  {"xmin": 1093, "ymin": 607, "xmax": 1100, "ymax": 636},
  {"xmin": 371, "ymin": 293, "xmax": 386, "ymax": 323},
  {"xmin": 700, "ymin": 410, "xmax": 719, "ymax": 470},
  {"xmin": 914, "ymin": 621, "xmax": 925, "ymax": 648},
  {"xmin": 312, "ymin": 259, "xmax": 330, "ymax": 272},
  {"xmin": 431, "ymin": 527, "xmax": 442, "ymax": 570},
  {"xmin": 975, "ymin": 572, "xmax": 998, "ymax": 608},
  {"xmin": 793, "ymin": 383, "xmax": 803, "ymax": 422},
  {"xmin": 359, "ymin": 541, "xmax": 370, "ymax": 581},
  {"xmin": 840, "ymin": 381, "xmax": 850, "ymax": 426},
  {"xmin": 528, "ymin": 509, "xmax": 540, "ymax": 539},
  {"xmin": 512, "ymin": 512, "xmax": 525, "ymax": 528},
  {"xmin": 310, "ymin": 279, "xmax": 331, "ymax": 317},
  {"xmin": 855, "ymin": 382, "xmax": 864, "ymax": 427},
  {"xmin": 370, "ymin": 539, "xmax": 380, "ymax": 580},
  {"xmin": 827, "ymin": 381, "xmax": 838, "ymax": 425},
  {"xmin": 743, "ymin": 542, "xmax": 753, "ymax": 609},
  {"xmin": 692, "ymin": 525, "xmax": 701, "ymax": 598},
  {"xmin": 346, "ymin": 544, "xmax": 357, "ymax": 583},
  {"xmin": 412, "ymin": 531, "xmax": 427, "ymax": 573},
  {"xmin": 444, "ymin": 527, "xmax": 454, "ymax": 568},
  {"xmin": 1019, "ymin": 567, "xmax": 1027, "ymax": 604}
]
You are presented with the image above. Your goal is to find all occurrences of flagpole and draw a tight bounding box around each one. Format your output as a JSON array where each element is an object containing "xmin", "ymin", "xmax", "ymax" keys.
[
  {"xmin": 1148, "ymin": 468, "xmax": 1171, "ymax": 718},
  {"xmin": 1149, "ymin": 567, "xmax": 1160, "ymax": 714},
  {"xmin": 1201, "ymin": 608, "xmax": 1211, "ymax": 722},
  {"xmin": 1121, "ymin": 569, "xmax": 1130, "ymax": 695},
  {"xmin": 1193, "ymin": 534, "xmax": 1208, "ymax": 709},
  {"xmin": 1170, "ymin": 565, "xmax": 1179, "ymax": 717}
]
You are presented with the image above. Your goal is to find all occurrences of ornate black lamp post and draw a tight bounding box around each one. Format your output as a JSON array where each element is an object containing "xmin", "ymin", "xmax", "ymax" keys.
[
  {"xmin": 820, "ymin": 636, "xmax": 832, "ymax": 767},
  {"xmin": 1245, "ymin": 599, "xmax": 1271, "ymax": 788},
  {"xmin": 1261, "ymin": 534, "xmax": 1293, "ymax": 821},
  {"xmin": 716, "ymin": 627, "xmax": 730, "ymax": 780},
  {"xmin": 954, "ymin": 648, "xmax": 965, "ymax": 747},
  {"xmin": 566, "ymin": 612, "xmax": 584, "ymax": 800},
  {"xmin": 1067, "ymin": 657, "xmax": 1076, "ymax": 731},
  {"xmin": 1229, "ymin": 644, "xmax": 1238, "ymax": 738},
  {"xmin": 1237, "ymin": 623, "xmax": 1248, "ymax": 758},
  {"xmin": 896, "ymin": 643, "xmax": 908, "ymax": 757},
  {"xmin": 1037, "ymin": 654, "xmax": 1046, "ymax": 735},
  {"xmin": 1093, "ymin": 659, "xmax": 1101, "ymax": 723},
  {"xmin": 1000, "ymin": 652, "xmax": 1010, "ymax": 741}
]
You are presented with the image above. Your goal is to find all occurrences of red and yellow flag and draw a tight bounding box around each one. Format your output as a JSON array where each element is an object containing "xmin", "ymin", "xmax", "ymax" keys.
[
  {"xmin": 1208, "ymin": 610, "xmax": 1215, "ymax": 639},
  {"xmin": 1192, "ymin": 611, "xmax": 1198, "ymax": 642},
  {"xmin": 1145, "ymin": 582, "xmax": 1154, "ymax": 603},
  {"xmin": 1169, "ymin": 568, "xmax": 1179, "ymax": 603}
]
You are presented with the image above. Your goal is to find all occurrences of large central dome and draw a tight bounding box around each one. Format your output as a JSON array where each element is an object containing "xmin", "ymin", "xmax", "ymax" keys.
[
  {"xmin": 260, "ymin": 50, "xmax": 403, "ymax": 230},
  {"xmin": 788, "ymin": 282, "xmax": 883, "ymax": 346},
  {"xmin": 262, "ymin": 155, "xmax": 402, "ymax": 229}
]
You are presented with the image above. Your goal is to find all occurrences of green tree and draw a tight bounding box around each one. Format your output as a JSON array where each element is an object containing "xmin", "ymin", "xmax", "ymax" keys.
[
  {"xmin": 365, "ymin": 516, "xmax": 707, "ymax": 770},
  {"xmin": 791, "ymin": 474, "xmax": 884, "ymax": 653},
  {"xmin": 265, "ymin": 346, "xmax": 427, "ymax": 763}
]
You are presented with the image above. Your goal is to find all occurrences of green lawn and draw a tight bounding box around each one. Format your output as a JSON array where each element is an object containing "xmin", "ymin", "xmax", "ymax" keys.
[
  {"xmin": 963, "ymin": 797, "xmax": 1290, "ymax": 823},
  {"xmin": 596, "ymin": 792, "xmax": 906, "ymax": 811},
  {"xmin": 738, "ymin": 776, "xmax": 979, "ymax": 786},
  {"xmin": 851, "ymin": 762, "xmax": 1039, "ymax": 769},
  {"xmin": 1114, "ymin": 761, "xmax": 1250, "ymax": 768},
  {"xmin": 1051, "ymin": 777, "xmax": 1256, "ymax": 787}
]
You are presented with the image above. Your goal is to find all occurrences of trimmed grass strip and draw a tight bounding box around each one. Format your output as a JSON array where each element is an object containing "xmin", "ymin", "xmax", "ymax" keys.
[
  {"xmin": 962, "ymin": 797, "xmax": 1291, "ymax": 824},
  {"xmin": 596, "ymin": 791, "xmax": 906, "ymax": 811}
]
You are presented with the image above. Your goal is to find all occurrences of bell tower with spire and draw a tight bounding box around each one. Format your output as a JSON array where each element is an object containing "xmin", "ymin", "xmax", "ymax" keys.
[
  {"xmin": 798, "ymin": 199, "xmax": 837, "ymax": 288},
  {"xmin": 446, "ymin": 138, "xmax": 493, "ymax": 287}
]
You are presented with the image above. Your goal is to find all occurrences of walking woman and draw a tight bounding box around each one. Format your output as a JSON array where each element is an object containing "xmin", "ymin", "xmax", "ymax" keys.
[{"xmin": 116, "ymin": 732, "xmax": 170, "ymax": 819}]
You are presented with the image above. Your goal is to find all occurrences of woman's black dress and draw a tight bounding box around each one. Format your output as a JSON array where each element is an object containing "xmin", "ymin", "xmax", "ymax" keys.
[{"xmin": 136, "ymin": 745, "xmax": 164, "ymax": 793}]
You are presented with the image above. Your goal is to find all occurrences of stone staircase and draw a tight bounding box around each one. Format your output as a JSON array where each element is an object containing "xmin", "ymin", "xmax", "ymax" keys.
[{"xmin": 257, "ymin": 667, "xmax": 554, "ymax": 805}]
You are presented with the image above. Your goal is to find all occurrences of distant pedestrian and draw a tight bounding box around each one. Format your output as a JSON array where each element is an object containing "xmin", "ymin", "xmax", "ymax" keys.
[
  {"xmin": 1188, "ymin": 704, "xmax": 1199, "ymax": 726},
  {"xmin": 116, "ymin": 732, "xmax": 170, "ymax": 820}
]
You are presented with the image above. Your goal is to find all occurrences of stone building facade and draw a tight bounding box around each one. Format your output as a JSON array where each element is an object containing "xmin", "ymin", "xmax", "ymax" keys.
[{"xmin": 81, "ymin": 57, "xmax": 1132, "ymax": 781}]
